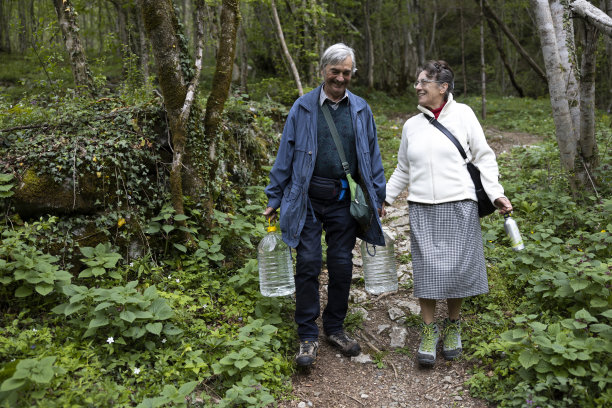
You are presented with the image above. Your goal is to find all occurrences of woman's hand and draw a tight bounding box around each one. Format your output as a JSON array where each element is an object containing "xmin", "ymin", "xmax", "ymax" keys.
[{"xmin": 494, "ymin": 197, "xmax": 513, "ymax": 215}]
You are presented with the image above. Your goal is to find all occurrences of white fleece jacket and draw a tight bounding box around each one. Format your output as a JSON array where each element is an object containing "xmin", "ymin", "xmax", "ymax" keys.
[{"xmin": 386, "ymin": 93, "xmax": 505, "ymax": 206}]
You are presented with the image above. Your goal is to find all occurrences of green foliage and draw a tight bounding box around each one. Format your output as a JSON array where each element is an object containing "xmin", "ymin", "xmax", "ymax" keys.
[
  {"xmin": 0, "ymin": 219, "xmax": 72, "ymax": 300},
  {"xmin": 462, "ymin": 109, "xmax": 612, "ymax": 407},
  {"xmin": 78, "ymin": 242, "xmax": 123, "ymax": 279},
  {"xmin": 0, "ymin": 356, "xmax": 62, "ymax": 404},
  {"xmin": 0, "ymin": 174, "xmax": 14, "ymax": 198}
]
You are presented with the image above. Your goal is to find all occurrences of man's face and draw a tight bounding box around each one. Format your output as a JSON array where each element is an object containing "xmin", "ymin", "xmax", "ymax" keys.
[{"xmin": 322, "ymin": 56, "xmax": 353, "ymax": 101}]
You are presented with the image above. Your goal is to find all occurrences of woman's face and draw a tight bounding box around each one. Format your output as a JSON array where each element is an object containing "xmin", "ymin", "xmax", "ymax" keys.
[{"xmin": 415, "ymin": 70, "xmax": 446, "ymax": 109}]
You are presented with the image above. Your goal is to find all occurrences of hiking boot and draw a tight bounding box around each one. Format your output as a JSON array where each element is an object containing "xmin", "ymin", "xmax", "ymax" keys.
[
  {"xmin": 295, "ymin": 340, "xmax": 318, "ymax": 366},
  {"xmin": 326, "ymin": 331, "xmax": 361, "ymax": 356},
  {"xmin": 442, "ymin": 318, "xmax": 462, "ymax": 360},
  {"xmin": 417, "ymin": 322, "xmax": 440, "ymax": 367}
]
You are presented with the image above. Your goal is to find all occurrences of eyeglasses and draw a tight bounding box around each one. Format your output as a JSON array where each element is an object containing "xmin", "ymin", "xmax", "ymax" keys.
[{"xmin": 413, "ymin": 79, "xmax": 443, "ymax": 88}]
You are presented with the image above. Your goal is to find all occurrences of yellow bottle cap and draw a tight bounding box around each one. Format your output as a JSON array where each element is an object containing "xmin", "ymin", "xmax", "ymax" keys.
[{"xmin": 267, "ymin": 225, "xmax": 277, "ymax": 232}]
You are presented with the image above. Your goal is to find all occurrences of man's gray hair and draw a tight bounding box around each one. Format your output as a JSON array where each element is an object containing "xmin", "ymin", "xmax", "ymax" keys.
[{"xmin": 320, "ymin": 43, "xmax": 357, "ymax": 74}]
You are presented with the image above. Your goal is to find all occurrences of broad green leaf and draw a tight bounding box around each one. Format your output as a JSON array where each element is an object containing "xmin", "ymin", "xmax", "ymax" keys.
[
  {"xmin": 88, "ymin": 316, "xmax": 109, "ymax": 328},
  {"xmin": 569, "ymin": 279, "xmax": 589, "ymax": 291},
  {"xmin": 15, "ymin": 285, "xmax": 33, "ymax": 298},
  {"xmin": 234, "ymin": 359, "xmax": 249, "ymax": 369},
  {"xmin": 518, "ymin": 349, "xmax": 540, "ymax": 369},
  {"xmin": 35, "ymin": 284, "xmax": 53, "ymax": 296},
  {"xmin": 0, "ymin": 378, "xmax": 26, "ymax": 392},
  {"xmin": 173, "ymin": 243, "xmax": 187, "ymax": 253},
  {"xmin": 119, "ymin": 310, "xmax": 136, "ymax": 323},
  {"xmin": 568, "ymin": 365, "xmax": 587, "ymax": 376},
  {"xmin": 177, "ymin": 381, "xmax": 198, "ymax": 396},
  {"xmin": 145, "ymin": 322, "xmax": 162, "ymax": 335},
  {"xmin": 575, "ymin": 309, "xmax": 597, "ymax": 322},
  {"xmin": 173, "ymin": 214, "xmax": 189, "ymax": 221},
  {"xmin": 248, "ymin": 357, "xmax": 265, "ymax": 368}
]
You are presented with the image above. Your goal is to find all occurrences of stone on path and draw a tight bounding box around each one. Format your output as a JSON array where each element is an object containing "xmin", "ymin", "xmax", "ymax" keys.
[{"xmin": 389, "ymin": 326, "xmax": 408, "ymax": 348}]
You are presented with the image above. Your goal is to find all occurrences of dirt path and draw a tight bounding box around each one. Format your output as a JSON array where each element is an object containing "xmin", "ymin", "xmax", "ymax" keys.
[{"xmin": 278, "ymin": 127, "xmax": 540, "ymax": 408}]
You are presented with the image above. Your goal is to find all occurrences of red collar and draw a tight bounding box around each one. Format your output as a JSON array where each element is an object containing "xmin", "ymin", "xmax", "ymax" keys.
[{"xmin": 429, "ymin": 101, "xmax": 446, "ymax": 119}]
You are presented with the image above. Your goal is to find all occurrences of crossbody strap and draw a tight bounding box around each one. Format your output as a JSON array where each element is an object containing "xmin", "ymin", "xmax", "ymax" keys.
[
  {"xmin": 321, "ymin": 103, "xmax": 352, "ymax": 177},
  {"xmin": 422, "ymin": 113, "xmax": 468, "ymax": 161}
]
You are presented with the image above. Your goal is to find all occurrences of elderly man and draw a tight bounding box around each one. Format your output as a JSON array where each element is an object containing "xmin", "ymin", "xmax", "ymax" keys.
[{"xmin": 263, "ymin": 43, "xmax": 386, "ymax": 367}]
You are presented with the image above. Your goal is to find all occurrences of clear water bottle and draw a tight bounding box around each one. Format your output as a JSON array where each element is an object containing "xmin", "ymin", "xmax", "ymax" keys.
[
  {"xmin": 504, "ymin": 214, "xmax": 525, "ymax": 251},
  {"xmin": 361, "ymin": 230, "xmax": 398, "ymax": 295},
  {"xmin": 257, "ymin": 224, "xmax": 295, "ymax": 297}
]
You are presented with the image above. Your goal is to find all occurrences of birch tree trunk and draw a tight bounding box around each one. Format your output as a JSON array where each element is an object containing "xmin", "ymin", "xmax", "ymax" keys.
[
  {"xmin": 531, "ymin": 0, "xmax": 577, "ymax": 174},
  {"xmin": 53, "ymin": 0, "xmax": 95, "ymax": 95},
  {"xmin": 577, "ymin": 21, "xmax": 600, "ymax": 188},
  {"xmin": 270, "ymin": 0, "xmax": 303, "ymax": 96},
  {"xmin": 550, "ymin": 0, "xmax": 580, "ymax": 137},
  {"xmin": 570, "ymin": 0, "xmax": 612, "ymax": 36}
]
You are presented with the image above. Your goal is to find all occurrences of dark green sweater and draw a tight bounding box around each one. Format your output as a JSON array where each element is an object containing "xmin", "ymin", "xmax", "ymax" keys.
[{"xmin": 313, "ymin": 99, "xmax": 358, "ymax": 179}]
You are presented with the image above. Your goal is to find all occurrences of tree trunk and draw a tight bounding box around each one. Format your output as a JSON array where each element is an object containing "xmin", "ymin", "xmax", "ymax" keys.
[
  {"xmin": 238, "ymin": 22, "xmax": 248, "ymax": 92},
  {"xmin": 577, "ymin": 21, "xmax": 600, "ymax": 189},
  {"xmin": 142, "ymin": 0, "xmax": 205, "ymax": 227},
  {"xmin": 479, "ymin": 0, "xmax": 548, "ymax": 83},
  {"xmin": 551, "ymin": 0, "xmax": 580, "ymax": 137},
  {"xmin": 485, "ymin": 16, "xmax": 524, "ymax": 97},
  {"xmin": 52, "ymin": 0, "xmax": 95, "ymax": 95},
  {"xmin": 531, "ymin": 0, "xmax": 577, "ymax": 174},
  {"xmin": 204, "ymin": 0, "xmax": 239, "ymax": 180},
  {"xmin": 570, "ymin": 0, "xmax": 612, "ymax": 37},
  {"xmin": 414, "ymin": 0, "xmax": 425, "ymax": 66},
  {"xmin": 480, "ymin": 0, "xmax": 486, "ymax": 119},
  {"xmin": 0, "ymin": 0, "xmax": 10, "ymax": 53},
  {"xmin": 135, "ymin": 0, "xmax": 149, "ymax": 83},
  {"xmin": 460, "ymin": 1, "xmax": 467, "ymax": 96},
  {"xmin": 18, "ymin": 0, "xmax": 27, "ymax": 53},
  {"xmin": 269, "ymin": 0, "xmax": 302, "ymax": 96},
  {"xmin": 363, "ymin": 0, "xmax": 374, "ymax": 89}
]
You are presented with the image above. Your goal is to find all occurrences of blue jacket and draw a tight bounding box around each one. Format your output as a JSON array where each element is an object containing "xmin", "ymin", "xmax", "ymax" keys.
[{"xmin": 265, "ymin": 85, "xmax": 386, "ymax": 248}]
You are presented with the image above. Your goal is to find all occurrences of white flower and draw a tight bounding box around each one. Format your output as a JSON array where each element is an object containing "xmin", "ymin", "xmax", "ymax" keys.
[
  {"xmin": 107, "ymin": 337, "xmax": 114, "ymax": 344},
  {"xmin": 162, "ymin": 338, "xmax": 167, "ymax": 344},
  {"xmin": 32, "ymin": 328, "xmax": 37, "ymax": 332},
  {"xmin": 175, "ymin": 278, "xmax": 180, "ymax": 283},
  {"xmin": 168, "ymin": 275, "xmax": 172, "ymax": 279},
  {"xmin": 129, "ymin": 262, "xmax": 134, "ymax": 267},
  {"xmin": 133, "ymin": 367, "xmax": 140, "ymax": 374}
]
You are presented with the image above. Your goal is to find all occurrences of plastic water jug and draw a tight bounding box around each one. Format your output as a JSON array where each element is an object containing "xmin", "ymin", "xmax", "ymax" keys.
[
  {"xmin": 361, "ymin": 230, "xmax": 398, "ymax": 295},
  {"xmin": 257, "ymin": 224, "xmax": 295, "ymax": 297}
]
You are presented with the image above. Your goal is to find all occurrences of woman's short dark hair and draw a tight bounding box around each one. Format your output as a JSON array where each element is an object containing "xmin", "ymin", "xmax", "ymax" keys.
[{"xmin": 422, "ymin": 60, "xmax": 454, "ymax": 100}]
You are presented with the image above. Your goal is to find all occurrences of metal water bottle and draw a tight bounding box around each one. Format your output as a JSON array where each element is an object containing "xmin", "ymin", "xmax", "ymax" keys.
[
  {"xmin": 504, "ymin": 214, "xmax": 525, "ymax": 251},
  {"xmin": 257, "ymin": 223, "xmax": 295, "ymax": 297},
  {"xmin": 361, "ymin": 229, "xmax": 398, "ymax": 295}
]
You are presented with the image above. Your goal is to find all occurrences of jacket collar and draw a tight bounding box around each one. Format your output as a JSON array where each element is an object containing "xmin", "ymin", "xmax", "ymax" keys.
[
  {"xmin": 298, "ymin": 84, "xmax": 366, "ymax": 113},
  {"xmin": 417, "ymin": 93, "xmax": 455, "ymax": 117}
]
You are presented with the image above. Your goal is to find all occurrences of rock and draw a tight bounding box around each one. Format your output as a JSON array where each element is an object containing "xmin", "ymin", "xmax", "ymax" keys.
[
  {"xmin": 360, "ymin": 394, "xmax": 369, "ymax": 399},
  {"xmin": 454, "ymin": 396, "xmax": 464, "ymax": 401},
  {"xmin": 389, "ymin": 326, "xmax": 408, "ymax": 348},
  {"xmin": 350, "ymin": 288, "xmax": 367, "ymax": 304},
  {"xmin": 389, "ymin": 216, "xmax": 410, "ymax": 228},
  {"xmin": 388, "ymin": 306, "xmax": 405, "ymax": 321},
  {"xmin": 351, "ymin": 354, "xmax": 373, "ymax": 363},
  {"xmin": 297, "ymin": 402, "xmax": 306, "ymax": 408},
  {"xmin": 444, "ymin": 375, "xmax": 453, "ymax": 383},
  {"xmin": 395, "ymin": 299, "xmax": 421, "ymax": 315},
  {"xmin": 377, "ymin": 324, "xmax": 391, "ymax": 334}
]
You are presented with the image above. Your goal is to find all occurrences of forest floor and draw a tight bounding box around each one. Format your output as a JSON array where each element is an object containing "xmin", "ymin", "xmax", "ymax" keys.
[{"xmin": 277, "ymin": 127, "xmax": 541, "ymax": 408}]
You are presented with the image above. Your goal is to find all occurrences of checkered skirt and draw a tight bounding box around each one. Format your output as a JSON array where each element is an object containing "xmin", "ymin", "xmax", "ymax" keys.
[{"xmin": 409, "ymin": 200, "xmax": 488, "ymax": 299}]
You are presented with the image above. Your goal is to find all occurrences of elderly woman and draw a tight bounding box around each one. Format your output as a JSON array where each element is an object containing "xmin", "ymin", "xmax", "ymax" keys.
[{"xmin": 384, "ymin": 60, "xmax": 512, "ymax": 367}]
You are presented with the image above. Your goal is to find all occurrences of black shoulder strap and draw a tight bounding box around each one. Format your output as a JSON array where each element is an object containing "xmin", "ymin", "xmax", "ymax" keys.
[
  {"xmin": 321, "ymin": 103, "xmax": 352, "ymax": 177},
  {"xmin": 422, "ymin": 113, "xmax": 468, "ymax": 161}
]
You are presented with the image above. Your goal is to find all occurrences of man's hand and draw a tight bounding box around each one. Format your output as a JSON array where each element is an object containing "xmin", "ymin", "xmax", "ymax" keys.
[
  {"xmin": 378, "ymin": 202, "xmax": 387, "ymax": 218},
  {"xmin": 263, "ymin": 207, "xmax": 277, "ymax": 222}
]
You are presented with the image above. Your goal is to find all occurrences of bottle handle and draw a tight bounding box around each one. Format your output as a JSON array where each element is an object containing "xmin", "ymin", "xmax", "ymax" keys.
[{"xmin": 366, "ymin": 242, "xmax": 377, "ymax": 257}]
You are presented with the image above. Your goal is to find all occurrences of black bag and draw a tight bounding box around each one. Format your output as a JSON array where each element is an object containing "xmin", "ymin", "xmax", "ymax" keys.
[
  {"xmin": 308, "ymin": 175, "xmax": 341, "ymax": 200},
  {"xmin": 423, "ymin": 114, "xmax": 497, "ymax": 217},
  {"xmin": 321, "ymin": 104, "xmax": 373, "ymax": 229}
]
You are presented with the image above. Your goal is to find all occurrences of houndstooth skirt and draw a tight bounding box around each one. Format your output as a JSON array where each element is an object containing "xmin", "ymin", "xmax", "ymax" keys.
[{"xmin": 409, "ymin": 200, "xmax": 488, "ymax": 299}]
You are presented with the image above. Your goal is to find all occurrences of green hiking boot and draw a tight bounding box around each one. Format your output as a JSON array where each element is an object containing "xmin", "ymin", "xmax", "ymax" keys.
[
  {"xmin": 442, "ymin": 318, "xmax": 462, "ymax": 360},
  {"xmin": 417, "ymin": 322, "xmax": 440, "ymax": 367}
]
